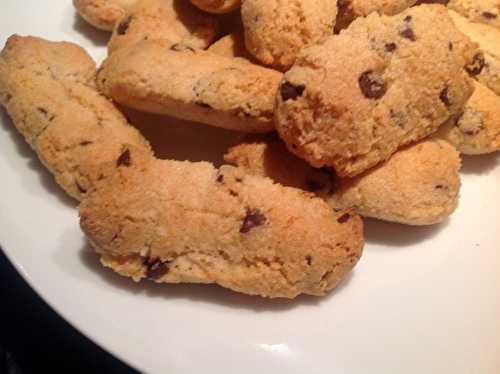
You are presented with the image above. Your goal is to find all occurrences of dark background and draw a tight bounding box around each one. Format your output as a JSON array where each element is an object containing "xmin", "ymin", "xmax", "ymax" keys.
[{"xmin": 0, "ymin": 249, "xmax": 138, "ymax": 374}]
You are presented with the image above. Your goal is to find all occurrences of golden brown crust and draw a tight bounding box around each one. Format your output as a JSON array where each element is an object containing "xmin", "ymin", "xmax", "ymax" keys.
[
  {"xmin": 0, "ymin": 35, "xmax": 151, "ymax": 200},
  {"xmin": 80, "ymin": 147, "xmax": 364, "ymax": 298},
  {"xmin": 73, "ymin": 0, "xmax": 137, "ymax": 31}
]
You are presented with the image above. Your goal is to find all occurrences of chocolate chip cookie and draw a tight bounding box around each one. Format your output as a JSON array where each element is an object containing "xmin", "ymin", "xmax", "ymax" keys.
[
  {"xmin": 275, "ymin": 5, "xmax": 477, "ymax": 177},
  {"xmin": 74, "ymin": 0, "xmax": 137, "ymax": 31}
]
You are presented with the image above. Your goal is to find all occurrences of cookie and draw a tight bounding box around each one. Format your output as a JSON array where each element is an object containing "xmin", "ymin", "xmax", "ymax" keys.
[
  {"xmin": 79, "ymin": 146, "xmax": 364, "ymax": 298},
  {"xmin": 225, "ymin": 135, "xmax": 461, "ymax": 225},
  {"xmin": 241, "ymin": 0, "xmax": 338, "ymax": 70},
  {"xmin": 448, "ymin": 9, "xmax": 500, "ymax": 96},
  {"xmin": 208, "ymin": 32, "xmax": 254, "ymax": 61},
  {"xmin": 0, "ymin": 35, "xmax": 151, "ymax": 200},
  {"xmin": 275, "ymin": 5, "xmax": 476, "ymax": 177},
  {"xmin": 436, "ymin": 81, "xmax": 500, "ymax": 154},
  {"xmin": 336, "ymin": 0, "xmax": 417, "ymax": 31},
  {"xmin": 448, "ymin": 0, "xmax": 500, "ymax": 30},
  {"xmin": 108, "ymin": 0, "xmax": 219, "ymax": 54},
  {"xmin": 73, "ymin": 0, "xmax": 137, "ymax": 31},
  {"xmin": 97, "ymin": 39, "xmax": 282, "ymax": 133},
  {"xmin": 190, "ymin": 0, "xmax": 241, "ymax": 14}
]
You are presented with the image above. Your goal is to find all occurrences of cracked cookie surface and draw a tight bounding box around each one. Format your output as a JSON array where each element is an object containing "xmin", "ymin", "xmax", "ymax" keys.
[
  {"xmin": 0, "ymin": 35, "xmax": 151, "ymax": 200},
  {"xmin": 98, "ymin": 39, "xmax": 282, "ymax": 133},
  {"xmin": 80, "ymin": 147, "xmax": 364, "ymax": 298},
  {"xmin": 225, "ymin": 135, "xmax": 461, "ymax": 225},
  {"xmin": 275, "ymin": 5, "xmax": 476, "ymax": 177}
]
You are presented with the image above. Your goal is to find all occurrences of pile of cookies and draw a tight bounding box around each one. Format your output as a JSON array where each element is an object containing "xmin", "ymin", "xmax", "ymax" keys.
[{"xmin": 0, "ymin": 0, "xmax": 499, "ymax": 299}]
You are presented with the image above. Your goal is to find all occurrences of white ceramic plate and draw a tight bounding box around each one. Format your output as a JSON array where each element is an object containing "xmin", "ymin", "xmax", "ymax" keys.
[{"xmin": 1, "ymin": 2, "xmax": 500, "ymax": 373}]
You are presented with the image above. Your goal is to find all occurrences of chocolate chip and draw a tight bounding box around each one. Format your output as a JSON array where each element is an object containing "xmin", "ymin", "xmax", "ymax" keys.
[
  {"xmin": 4, "ymin": 93, "xmax": 12, "ymax": 103},
  {"xmin": 483, "ymin": 11, "xmax": 498, "ymax": 19},
  {"xmin": 280, "ymin": 82, "xmax": 305, "ymax": 101},
  {"xmin": 440, "ymin": 86, "xmax": 451, "ymax": 107},
  {"xmin": 404, "ymin": 15, "xmax": 412, "ymax": 22},
  {"xmin": 170, "ymin": 43, "xmax": 195, "ymax": 52},
  {"xmin": 145, "ymin": 258, "xmax": 170, "ymax": 280},
  {"xmin": 116, "ymin": 149, "xmax": 131, "ymax": 167},
  {"xmin": 116, "ymin": 16, "xmax": 132, "ymax": 35},
  {"xmin": 80, "ymin": 140, "xmax": 93, "ymax": 146},
  {"xmin": 448, "ymin": 42, "xmax": 453, "ymax": 51},
  {"xmin": 400, "ymin": 26, "xmax": 416, "ymax": 41},
  {"xmin": 465, "ymin": 53, "xmax": 486, "ymax": 76},
  {"xmin": 216, "ymin": 173, "xmax": 224, "ymax": 183},
  {"xmin": 337, "ymin": 212, "xmax": 351, "ymax": 224},
  {"xmin": 305, "ymin": 255, "xmax": 312, "ymax": 266},
  {"xmin": 359, "ymin": 70, "xmax": 386, "ymax": 99},
  {"xmin": 240, "ymin": 209, "xmax": 267, "ymax": 233},
  {"xmin": 385, "ymin": 42, "xmax": 397, "ymax": 52},
  {"xmin": 435, "ymin": 184, "xmax": 444, "ymax": 189}
]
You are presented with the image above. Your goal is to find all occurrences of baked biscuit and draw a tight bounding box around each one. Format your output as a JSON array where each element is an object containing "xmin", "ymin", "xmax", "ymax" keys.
[
  {"xmin": 108, "ymin": 0, "xmax": 219, "ymax": 54},
  {"xmin": 190, "ymin": 0, "xmax": 241, "ymax": 14},
  {"xmin": 436, "ymin": 81, "xmax": 500, "ymax": 154},
  {"xmin": 336, "ymin": 0, "xmax": 417, "ymax": 31},
  {"xmin": 97, "ymin": 39, "xmax": 282, "ymax": 133},
  {"xmin": 449, "ymin": 9, "xmax": 500, "ymax": 96},
  {"xmin": 241, "ymin": 0, "xmax": 338, "ymax": 71},
  {"xmin": 225, "ymin": 135, "xmax": 461, "ymax": 225},
  {"xmin": 73, "ymin": 0, "xmax": 137, "ymax": 31},
  {"xmin": 0, "ymin": 35, "xmax": 151, "ymax": 200},
  {"xmin": 449, "ymin": 0, "xmax": 500, "ymax": 30},
  {"xmin": 79, "ymin": 147, "xmax": 364, "ymax": 298},
  {"xmin": 275, "ymin": 5, "xmax": 476, "ymax": 177}
]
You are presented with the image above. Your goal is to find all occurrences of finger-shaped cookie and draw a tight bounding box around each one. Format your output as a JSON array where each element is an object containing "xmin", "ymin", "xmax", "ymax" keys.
[
  {"xmin": 79, "ymin": 147, "xmax": 364, "ymax": 298},
  {"xmin": 336, "ymin": 0, "xmax": 417, "ymax": 31},
  {"xmin": 436, "ymin": 81, "xmax": 500, "ymax": 154},
  {"xmin": 190, "ymin": 0, "xmax": 241, "ymax": 14},
  {"xmin": 448, "ymin": 0, "xmax": 500, "ymax": 31},
  {"xmin": 208, "ymin": 32, "xmax": 253, "ymax": 61},
  {"xmin": 73, "ymin": 0, "xmax": 138, "ymax": 31},
  {"xmin": 97, "ymin": 39, "xmax": 282, "ymax": 133},
  {"xmin": 275, "ymin": 5, "xmax": 476, "ymax": 177},
  {"xmin": 448, "ymin": 9, "xmax": 500, "ymax": 96},
  {"xmin": 108, "ymin": 0, "xmax": 219, "ymax": 54},
  {"xmin": 225, "ymin": 135, "xmax": 461, "ymax": 225},
  {"xmin": 0, "ymin": 35, "xmax": 151, "ymax": 200},
  {"xmin": 241, "ymin": 0, "xmax": 338, "ymax": 71}
]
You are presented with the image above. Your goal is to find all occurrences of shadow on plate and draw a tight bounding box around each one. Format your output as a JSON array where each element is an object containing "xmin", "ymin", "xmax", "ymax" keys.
[
  {"xmin": 72, "ymin": 13, "xmax": 110, "ymax": 47},
  {"xmin": 364, "ymin": 217, "xmax": 449, "ymax": 247},
  {"xmin": 78, "ymin": 242, "xmax": 353, "ymax": 311},
  {"xmin": 0, "ymin": 108, "xmax": 76, "ymax": 208},
  {"xmin": 460, "ymin": 153, "xmax": 500, "ymax": 175}
]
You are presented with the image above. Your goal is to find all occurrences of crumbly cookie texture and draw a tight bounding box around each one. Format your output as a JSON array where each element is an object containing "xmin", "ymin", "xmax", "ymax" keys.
[
  {"xmin": 241, "ymin": 0, "xmax": 338, "ymax": 71},
  {"xmin": 208, "ymin": 32, "xmax": 254, "ymax": 61},
  {"xmin": 73, "ymin": 0, "xmax": 137, "ymax": 31},
  {"xmin": 108, "ymin": 0, "xmax": 219, "ymax": 54},
  {"xmin": 225, "ymin": 135, "xmax": 461, "ymax": 225},
  {"xmin": 79, "ymin": 147, "xmax": 364, "ymax": 298},
  {"xmin": 0, "ymin": 35, "xmax": 151, "ymax": 200},
  {"xmin": 436, "ymin": 81, "xmax": 500, "ymax": 154},
  {"xmin": 97, "ymin": 39, "xmax": 282, "ymax": 133},
  {"xmin": 449, "ymin": 0, "xmax": 500, "ymax": 30},
  {"xmin": 336, "ymin": 0, "xmax": 417, "ymax": 31},
  {"xmin": 275, "ymin": 5, "xmax": 476, "ymax": 178},
  {"xmin": 448, "ymin": 9, "xmax": 500, "ymax": 96},
  {"xmin": 190, "ymin": 0, "xmax": 241, "ymax": 14}
]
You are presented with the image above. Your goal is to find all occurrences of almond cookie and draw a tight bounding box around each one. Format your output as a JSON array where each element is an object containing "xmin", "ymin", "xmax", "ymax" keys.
[
  {"xmin": 190, "ymin": 0, "xmax": 241, "ymax": 14},
  {"xmin": 208, "ymin": 32, "xmax": 254, "ymax": 61},
  {"xmin": 336, "ymin": 0, "xmax": 417, "ymax": 31},
  {"xmin": 108, "ymin": 0, "xmax": 219, "ymax": 54},
  {"xmin": 0, "ymin": 35, "xmax": 151, "ymax": 200},
  {"xmin": 275, "ymin": 5, "xmax": 476, "ymax": 177},
  {"xmin": 436, "ymin": 81, "xmax": 500, "ymax": 154},
  {"xmin": 79, "ymin": 146, "xmax": 364, "ymax": 298},
  {"xmin": 449, "ymin": 9, "xmax": 500, "ymax": 96},
  {"xmin": 225, "ymin": 135, "xmax": 461, "ymax": 225},
  {"xmin": 241, "ymin": 0, "xmax": 338, "ymax": 71},
  {"xmin": 97, "ymin": 39, "xmax": 282, "ymax": 133},
  {"xmin": 73, "ymin": 0, "xmax": 137, "ymax": 31},
  {"xmin": 448, "ymin": 0, "xmax": 500, "ymax": 30}
]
